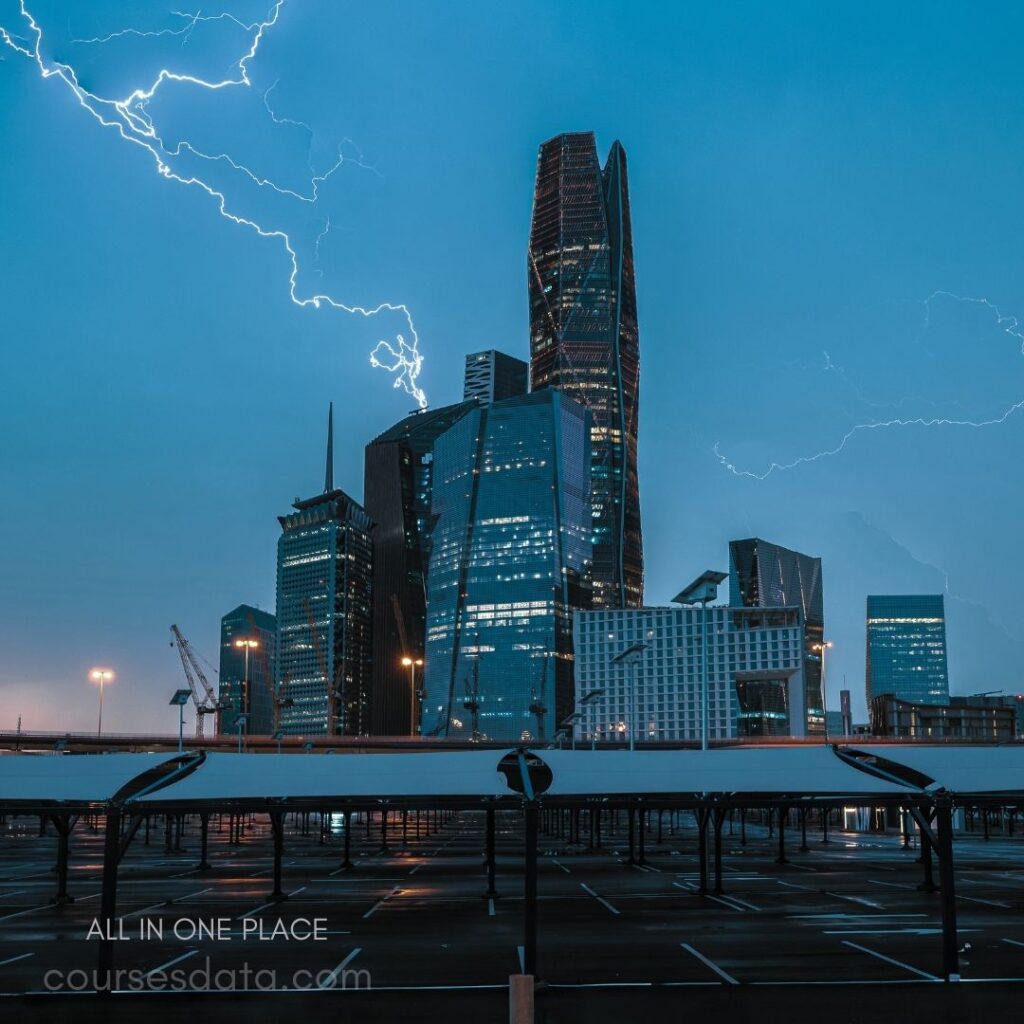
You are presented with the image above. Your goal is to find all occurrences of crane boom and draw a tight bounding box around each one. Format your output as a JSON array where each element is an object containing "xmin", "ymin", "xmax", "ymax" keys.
[{"xmin": 170, "ymin": 624, "xmax": 220, "ymax": 738}]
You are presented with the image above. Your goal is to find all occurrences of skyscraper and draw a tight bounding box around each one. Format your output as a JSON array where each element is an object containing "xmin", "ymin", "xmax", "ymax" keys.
[
  {"xmin": 528, "ymin": 131, "xmax": 642, "ymax": 609},
  {"xmin": 275, "ymin": 405, "xmax": 374, "ymax": 736},
  {"xmin": 421, "ymin": 389, "xmax": 592, "ymax": 741},
  {"xmin": 463, "ymin": 350, "xmax": 528, "ymax": 403},
  {"xmin": 866, "ymin": 595, "xmax": 950, "ymax": 717},
  {"xmin": 218, "ymin": 604, "xmax": 276, "ymax": 736},
  {"xmin": 729, "ymin": 538, "xmax": 825, "ymax": 735},
  {"xmin": 363, "ymin": 400, "xmax": 478, "ymax": 735}
]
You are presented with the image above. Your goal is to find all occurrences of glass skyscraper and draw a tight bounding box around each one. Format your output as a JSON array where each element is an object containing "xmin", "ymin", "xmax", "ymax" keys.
[
  {"xmin": 275, "ymin": 407, "xmax": 373, "ymax": 736},
  {"xmin": 218, "ymin": 604, "xmax": 277, "ymax": 736},
  {"xmin": 363, "ymin": 400, "xmax": 478, "ymax": 735},
  {"xmin": 422, "ymin": 389, "xmax": 592, "ymax": 741},
  {"xmin": 463, "ymin": 350, "xmax": 528, "ymax": 404},
  {"xmin": 528, "ymin": 132, "xmax": 643, "ymax": 610},
  {"xmin": 730, "ymin": 538, "xmax": 825, "ymax": 735},
  {"xmin": 866, "ymin": 594, "xmax": 950, "ymax": 712}
]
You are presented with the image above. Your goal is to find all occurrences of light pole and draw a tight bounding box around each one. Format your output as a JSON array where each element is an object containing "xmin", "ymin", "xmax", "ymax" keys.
[
  {"xmin": 814, "ymin": 640, "xmax": 834, "ymax": 742},
  {"xmin": 89, "ymin": 668, "xmax": 114, "ymax": 737},
  {"xmin": 401, "ymin": 656, "xmax": 424, "ymax": 737},
  {"xmin": 235, "ymin": 713, "xmax": 249, "ymax": 754},
  {"xmin": 170, "ymin": 689, "xmax": 191, "ymax": 753},
  {"xmin": 611, "ymin": 643, "xmax": 648, "ymax": 751},
  {"xmin": 674, "ymin": 571, "xmax": 728, "ymax": 751},
  {"xmin": 234, "ymin": 638, "xmax": 259, "ymax": 726}
]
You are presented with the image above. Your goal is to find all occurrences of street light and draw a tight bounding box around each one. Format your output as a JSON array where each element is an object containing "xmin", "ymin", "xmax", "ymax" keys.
[
  {"xmin": 576, "ymin": 688, "xmax": 606, "ymax": 751},
  {"xmin": 273, "ymin": 729, "xmax": 284, "ymax": 755},
  {"xmin": 89, "ymin": 668, "xmax": 114, "ymax": 738},
  {"xmin": 235, "ymin": 713, "xmax": 249, "ymax": 754},
  {"xmin": 401, "ymin": 656, "xmax": 424, "ymax": 737},
  {"xmin": 233, "ymin": 638, "xmax": 259, "ymax": 724},
  {"xmin": 674, "ymin": 571, "xmax": 728, "ymax": 751},
  {"xmin": 611, "ymin": 643, "xmax": 648, "ymax": 751},
  {"xmin": 813, "ymin": 640, "xmax": 834, "ymax": 743},
  {"xmin": 169, "ymin": 689, "xmax": 191, "ymax": 753}
]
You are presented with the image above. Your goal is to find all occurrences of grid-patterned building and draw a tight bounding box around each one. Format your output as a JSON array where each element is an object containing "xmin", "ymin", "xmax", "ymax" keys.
[
  {"xmin": 528, "ymin": 132, "xmax": 643, "ymax": 610},
  {"xmin": 463, "ymin": 350, "xmax": 528, "ymax": 404},
  {"xmin": 573, "ymin": 605, "xmax": 806, "ymax": 742},
  {"xmin": 730, "ymin": 538, "xmax": 824, "ymax": 736},
  {"xmin": 363, "ymin": 401, "xmax": 478, "ymax": 735},
  {"xmin": 275, "ymin": 407, "xmax": 374, "ymax": 736},
  {"xmin": 422, "ymin": 389, "xmax": 592, "ymax": 742},
  {"xmin": 218, "ymin": 604, "xmax": 277, "ymax": 736},
  {"xmin": 866, "ymin": 595, "xmax": 950, "ymax": 718}
]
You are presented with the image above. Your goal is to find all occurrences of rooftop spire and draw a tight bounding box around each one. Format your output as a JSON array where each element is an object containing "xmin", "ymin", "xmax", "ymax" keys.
[{"xmin": 324, "ymin": 401, "xmax": 334, "ymax": 493}]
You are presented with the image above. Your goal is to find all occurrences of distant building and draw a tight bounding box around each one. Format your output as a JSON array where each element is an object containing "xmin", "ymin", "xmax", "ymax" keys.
[
  {"xmin": 421, "ymin": 389, "xmax": 592, "ymax": 741},
  {"xmin": 275, "ymin": 405, "xmax": 374, "ymax": 736},
  {"xmin": 866, "ymin": 595, "xmax": 950, "ymax": 723},
  {"xmin": 218, "ymin": 605, "xmax": 276, "ymax": 736},
  {"xmin": 871, "ymin": 694, "xmax": 1015, "ymax": 741},
  {"xmin": 463, "ymin": 350, "xmax": 528, "ymax": 404},
  {"xmin": 730, "ymin": 538, "xmax": 824, "ymax": 736},
  {"xmin": 363, "ymin": 401, "xmax": 478, "ymax": 735},
  {"xmin": 529, "ymin": 131, "xmax": 643, "ymax": 609}
]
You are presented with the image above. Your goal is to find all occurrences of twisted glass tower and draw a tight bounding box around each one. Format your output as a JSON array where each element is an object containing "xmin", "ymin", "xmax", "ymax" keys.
[{"xmin": 528, "ymin": 132, "xmax": 643, "ymax": 609}]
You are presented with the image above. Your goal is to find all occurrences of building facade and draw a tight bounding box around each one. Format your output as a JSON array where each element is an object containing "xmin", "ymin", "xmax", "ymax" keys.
[
  {"xmin": 730, "ymin": 538, "xmax": 824, "ymax": 736},
  {"xmin": 528, "ymin": 131, "xmax": 643, "ymax": 609},
  {"xmin": 573, "ymin": 604, "xmax": 806, "ymax": 743},
  {"xmin": 275, "ymin": 408, "xmax": 374, "ymax": 736},
  {"xmin": 218, "ymin": 604, "xmax": 276, "ymax": 736},
  {"xmin": 363, "ymin": 401, "xmax": 478, "ymax": 735},
  {"xmin": 421, "ymin": 389, "xmax": 592, "ymax": 741},
  {"xmin": 463, "ymin": 350, "xmax": 528, "ymax": 404},
  {"xmin": 866, "ymin": 595, "xmax": 950, "ymax": 717},
  {"xmin": 871, "ymin": 694, "xmax": 1015, "ymax": 741}
]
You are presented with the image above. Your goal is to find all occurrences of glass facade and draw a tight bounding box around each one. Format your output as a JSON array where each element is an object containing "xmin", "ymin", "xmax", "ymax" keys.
[
  {"xmin": 218, "ymin": 604, "xmax": 277, "ymax": 736},
  {"xmin": 275, "ymin": 488, "xmax": 373, "ymax": 736},
  {"xmin": 528, "ymin": 132, "xmax": 643, "ymax": 610},
  {"xmin": 422, "ymin": 389, "xmax": 592, "ymax": 741},
  {"xmin": 730, "ymin": 538, "xmax": 825, "ymax": 735},
  {"xmin": 463, "ymin": 350, "xmax": 528, "ymax": 403},
  {"xmin": 363, "ymin": 401, "xmax": 478, "ymax": 734},
  {"xmin": 866, "ymin": 595, "xmax": 950, "ymax": 713}
]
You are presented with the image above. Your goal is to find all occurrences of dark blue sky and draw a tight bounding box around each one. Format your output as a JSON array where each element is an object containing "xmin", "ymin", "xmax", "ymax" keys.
[{"xmin": 2, "ymin": 1, "xmax": 1022, "ymax": 733}]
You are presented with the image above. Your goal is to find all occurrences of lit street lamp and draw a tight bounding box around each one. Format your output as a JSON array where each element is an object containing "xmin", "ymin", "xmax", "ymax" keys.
[
  {"xmin": 814, "ymin": 639, "xmax": 834, "ymax": 742},
  {"xmin": 401, "ymin": 656, "xmax": 424, "ymax": 737},
  {"xmin": 233, "ymin": 638, "xmax": 259, "ymax": 725},
  {"xmin": 169, "ymin": 688, "xmax": 191, "ymax": 753},
  {"xmin": 89, "ymin": 668, "xmax": 114, "ymax": 738},
  {"xmin": 611, "ymin": 644, "xmax": 648, "ymax": 751},
  {"xmin": 674, "ymin": 571, "xmax": 728, "ymax": 751}
]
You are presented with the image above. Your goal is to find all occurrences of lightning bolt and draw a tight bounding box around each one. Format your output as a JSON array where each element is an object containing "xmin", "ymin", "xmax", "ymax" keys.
[
  {"xmin": 1, "ymin": 0, "xmax": 428, "ymax": 409},
  {"xmin": 715, "ymin": 291, "xmax": 1023, "ymax": 480}
]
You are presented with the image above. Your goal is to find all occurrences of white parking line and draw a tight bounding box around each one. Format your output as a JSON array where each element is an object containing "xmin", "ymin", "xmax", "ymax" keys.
[
  {"xmin": 145, "ymin": 949, "xmax": 199, "ymax": 977},
  {"xmin": 0, "ymin": 891, "xmax": 28, "ymax": 900},
  {"xmin": 551, "ymin": 859, "xmax": 571, "ymax": 874},
  {"xmin": 680, "ymin": 943, "xmax": 737, "ymax": 984},
  {"xmin": 841, "ymin": 940, "xmax": 939, "ymax": 980},
  {"xmin": 237, "ymin": 886, "xmax": 307, "ymax": 920},
  {"xmin": 868, "ymin": 879, "xmax": 913, "ymax": 890},
  {"xmin": 581, "ymin": 883, "xmax": 620, "ymax": 916},
  {"xmin": 957, "ymin": 894, "xmax": 1011, "ymax": 909},
  {"xmin": 1002, "ymin": 938, "xmax": 1024, "ymax": 948},
  {"xmin": 488, "ymin": 898, "xmax": 496, "ymax": 917},
  {"xmin": 0, "ymin": 953, "xmax": 34, "ymax": 968},
  {"xmin": 363, "ymin": 886, "xmax": 401, "ymax": 919},
  {"xmin": 827, "ymin": 892, "xmax": 884, "ymax": 910},
  {"xmin": 318, "ymin": 947, "xmax": 362, "ymax": 989},
  {"xmin": 706, "ymin": 894, "xmax": 746, "ymax": 913},
  {"xmin": 0, "ymin": 904, "xmax": 52, "ymax": 923}
]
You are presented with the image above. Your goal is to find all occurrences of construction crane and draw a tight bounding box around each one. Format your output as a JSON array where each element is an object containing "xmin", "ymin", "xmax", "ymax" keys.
[
  {"xmin": 463, "ymin": 654, "xmax": 482, "ymax": 742},
  {"xmin": 169, "ymin": 624, "xmax": 224, "ymax": 738},
  {"xmin": 528, "ymin": 656, "xmax": 549, "ymax": 740},
  {"xmin": 303, "ymin": 599, "xmax": 342, "ymax": 734}
]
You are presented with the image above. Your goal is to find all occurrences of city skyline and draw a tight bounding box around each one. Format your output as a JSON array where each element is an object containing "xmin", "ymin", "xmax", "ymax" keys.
[{"xmin": 3, "ymin": 2, "xmax": 1024, "ymax": 733}]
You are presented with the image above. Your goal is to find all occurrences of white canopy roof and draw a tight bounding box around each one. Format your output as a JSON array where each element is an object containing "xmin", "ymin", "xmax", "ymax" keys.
[
  {"xmin": 538, "ymin": 747, "xmax": 917, "ymax": 797},
  {"xmin": 851, "ymin": 745, "xmax": 1024, "ymax": 796},
  {"xmin": 0, "ymin": 753, "xmax": 183, "ymax": 805},
  {"xmin": 130, "ymin": 750, "xmax": 514, "ymax": 805}
]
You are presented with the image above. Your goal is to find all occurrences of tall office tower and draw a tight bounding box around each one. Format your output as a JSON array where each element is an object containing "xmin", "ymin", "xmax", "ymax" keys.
[
  {"xmin": 364, "ymin": 401, "xmax": 478, "ymax": 735},
  {"xmin": 218, "ymin": 605, "xmax": 276, "ymax": 736},
  {"xmin": 463, "ymin": 350, "xmax": 529, "ymax": 403},
  {"xmin": 866, "ymin": 595, "xmax": 950, "ymax": 717},
  {"xmin": 275, "ymin": 405, "xmax": 374, "ymax": 736},
  {"xmin": 421, "ymin": 389, "xmax": 592, "ymax": 741},
  {"xmin": 528, "ymin": 131, "xmax": 643, "ymax": 609},
  {"xmin": 729, "ymin": 538, "xmax": 825, "ymax": 736}
]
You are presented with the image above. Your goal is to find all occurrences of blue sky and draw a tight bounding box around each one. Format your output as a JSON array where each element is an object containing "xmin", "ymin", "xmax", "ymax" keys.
[{"xmin": 2, "ymin": 1, "xmax": 1023, "ymax": 732}]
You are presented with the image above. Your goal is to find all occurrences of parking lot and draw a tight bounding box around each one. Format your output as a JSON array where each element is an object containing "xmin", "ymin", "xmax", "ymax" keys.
[{"xmin": 1, "ymin": 807, "xmax": 1023, "ymax": 1018}]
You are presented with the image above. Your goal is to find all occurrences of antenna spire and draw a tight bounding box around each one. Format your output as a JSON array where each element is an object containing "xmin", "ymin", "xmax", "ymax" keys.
[{"xmin": 324, "ymin": 401, "xmax": 334, "ymax": 492}]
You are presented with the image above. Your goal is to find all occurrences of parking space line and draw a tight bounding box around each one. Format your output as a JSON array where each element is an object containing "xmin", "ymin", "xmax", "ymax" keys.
[
  {"xmin": 237, "ymin": 886, "xmax": 307, "ymax": 920},
  {"xmin": 0, "ymin": 904, "xmax": 52, "ymax": 923},
  {"xmin": 776, "ymin": 880, "xmax": 812, "ymax": 891},
  {"xmin": 0, "ymin": 953, "xmax": 34, "ymax": 968},
  {"xmin": 0, "ymin": 891, "xmax": 28, "ymax": 900},
  {"xmin": 841, "ymin": 940, "xmax": 939, "ymax": 980},
  {"xmin": 680, "ymin": 943, "xmax": 737, "ymax": 984},
  {"xmin": 957, "ymin": 894, "xmax": 1011, "ymax": 909},
  {"xmin": 488, "ymin": 898, "xmax": 496, "ymax": 917},
  {"xmin": 1002, "ymin": 938, "xmax": 1024, "ymax": 948},
  {"xmin": 826, "ymin": 892, "xmax": 884, "ymax": 910},
  {"xmin": 581, "ymin": 883, "xmax": 620, "ymax": 915},
  {"xmin": 145, "ymin": 949, "xmax": 199, "ymax": 977},
  {"xmin": 868, "ymin": 879, "xmax": 913, "ymax": 890},
  {"xmin": 706, "ymin": 894, "xmax": 746, "ymax": 913},
  {"xmin": 318, "ymin": 947, "xmax": 362, "ymax": 989},
  {"xmin": 363, "ymin": 886, "xmax": 401, "ymax": 919},
  {"xmin": 550, "ymin": 858, "xmax": 571, "ymax": 874}
]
